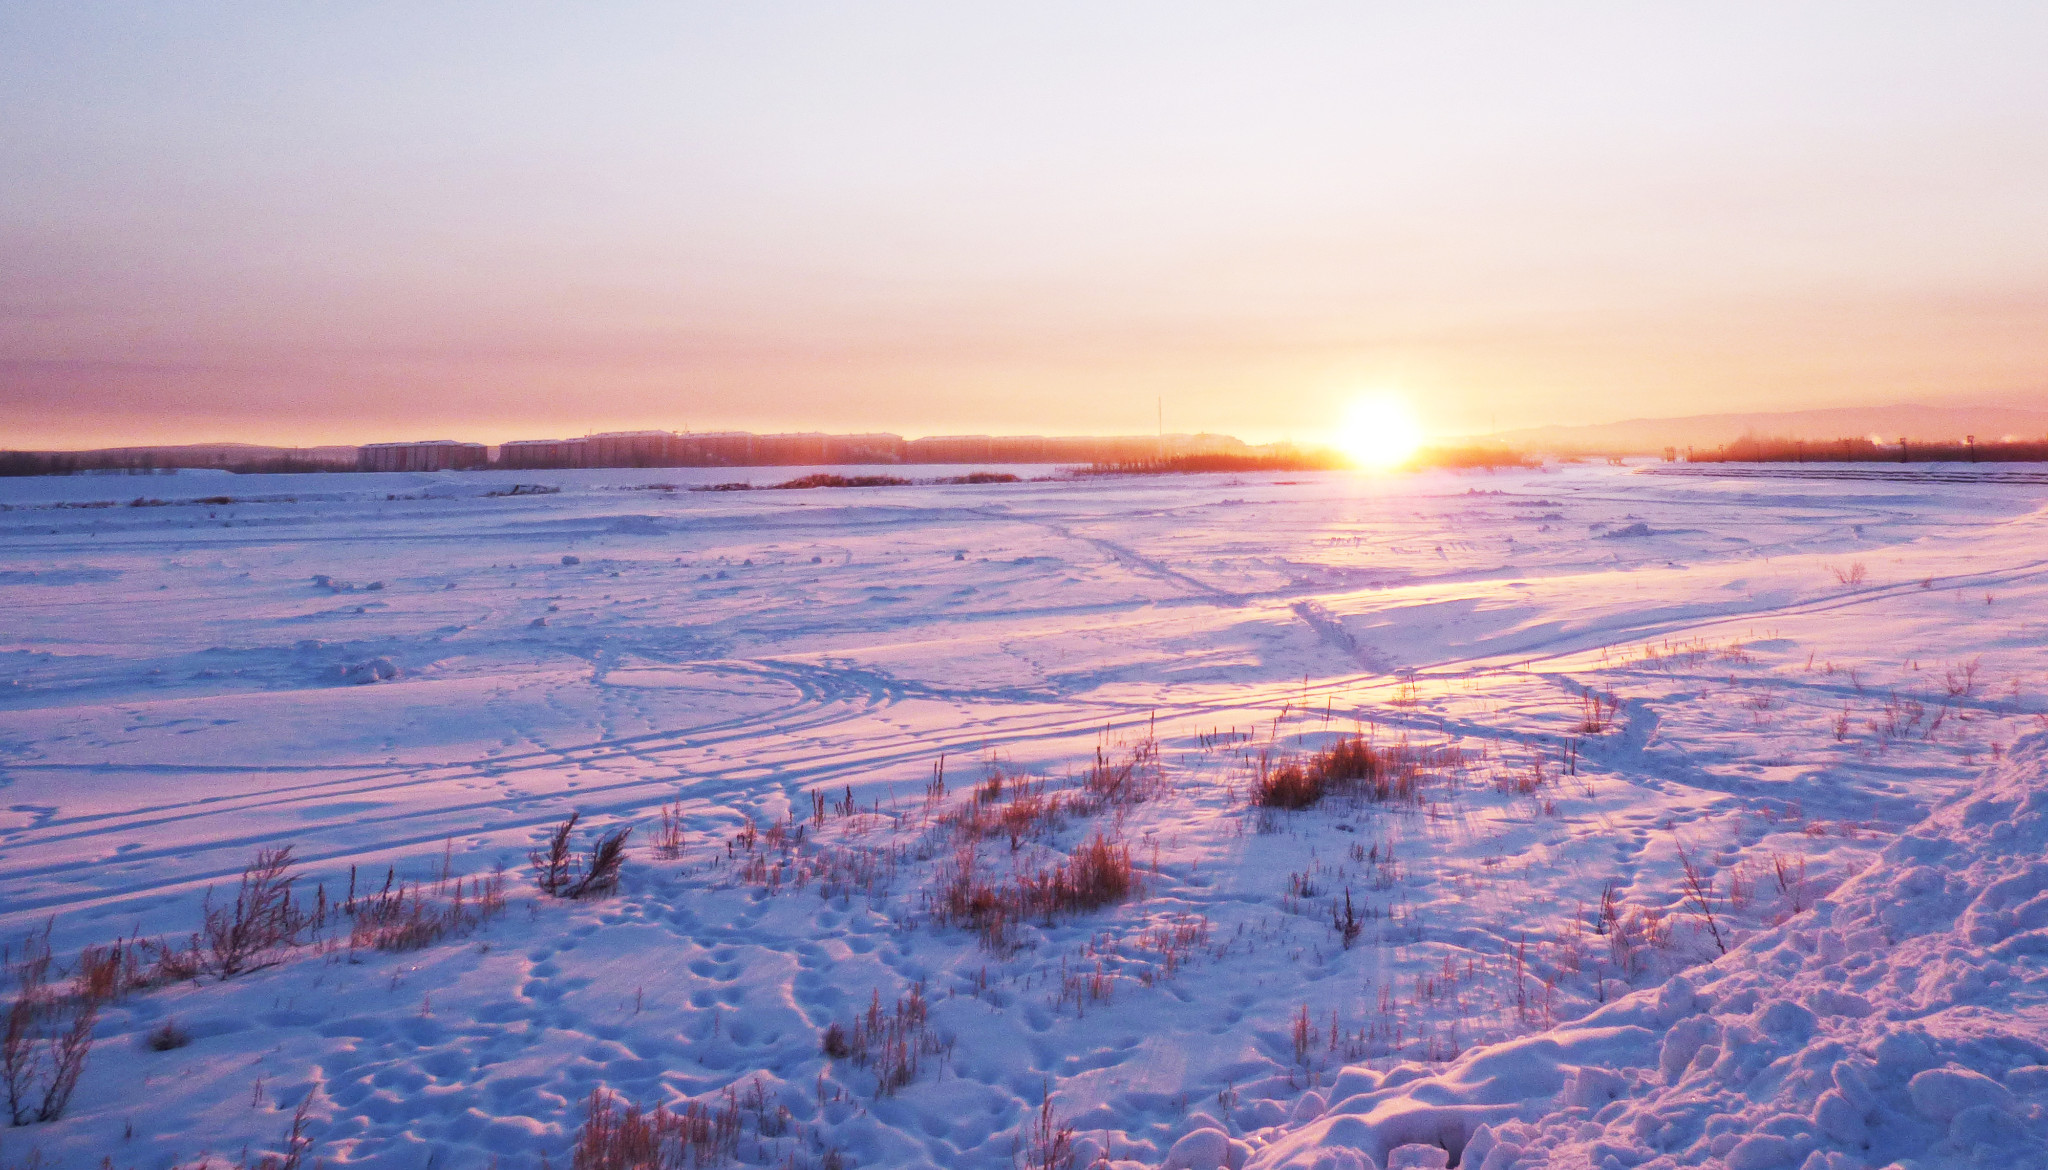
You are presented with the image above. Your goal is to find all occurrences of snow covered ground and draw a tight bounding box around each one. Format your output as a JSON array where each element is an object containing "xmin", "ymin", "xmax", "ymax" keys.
[{"xmin": 2, "ymin": 462, "xmax": 2044, "ymax": 1168}]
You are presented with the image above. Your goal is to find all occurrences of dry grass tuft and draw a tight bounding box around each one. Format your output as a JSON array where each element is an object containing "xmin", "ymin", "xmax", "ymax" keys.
[
  {"xmin": 572, "ymin": 1079, "xmax": 811, "ymax": 1170},
  {"xmin": 344, "ymin": 864, "xmax": 509, "ymax": 952},
  {"xmin": 1574, "ymin": 691, "xmax": 1621, "ymax": 734},
  {"xmin": 819, "ymin": 986, "xmax": 950, "ymax": 1096},
  {"xmin": 1249, "ymin": 734, "xmax": 1450, "ymax": 810},
  {"xmin": 532, "ymin": 813, "xmax": 633, "ymax": 899},
  {"xmin": 202, "ymin": 847, "xmax": 313, "ymax": 979},
  {"xmin": 934, "ymin": 832, "xmax": 1140, "ymax": 949}
]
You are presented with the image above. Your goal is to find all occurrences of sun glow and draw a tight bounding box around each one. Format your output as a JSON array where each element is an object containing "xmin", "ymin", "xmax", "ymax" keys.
[{"xmin": 1336, "ymin": 395, "xmax": 1426, "ymax": 470}]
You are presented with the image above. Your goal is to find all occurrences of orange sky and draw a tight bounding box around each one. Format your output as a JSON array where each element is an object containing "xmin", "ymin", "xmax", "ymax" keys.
[{"xmin": 4, "ymin": 5, "xmax": 2046, "ymax": 449}]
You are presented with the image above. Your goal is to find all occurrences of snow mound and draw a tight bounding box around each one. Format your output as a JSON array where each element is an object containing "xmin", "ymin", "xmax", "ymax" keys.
[
  {"xmin": 1244, "ymin": 735, "xmax": 2048, "ymax": 1170},
  {"xmin": 335, "ymin": 656, "xmax": 398, "ymax": 684},
  {"xmin": 1597, "ymin": 522, "xmax": 1657, "ymax": 539}
]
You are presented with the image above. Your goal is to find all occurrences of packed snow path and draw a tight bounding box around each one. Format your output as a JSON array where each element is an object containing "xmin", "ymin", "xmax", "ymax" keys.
[{"xmin": 2, "ymin": 463, "xmax": 2044, "ymax": 1167}]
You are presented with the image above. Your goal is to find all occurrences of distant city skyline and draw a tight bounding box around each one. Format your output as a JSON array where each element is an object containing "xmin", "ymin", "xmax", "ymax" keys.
[{"xmin": 6, "ymin": 4, "xmax": 2048, "ymax": 450}]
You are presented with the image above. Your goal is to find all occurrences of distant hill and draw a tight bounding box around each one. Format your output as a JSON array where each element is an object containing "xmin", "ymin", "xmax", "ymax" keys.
[{"xmin": 1488, "ymin": 403, "xmax": 2048, "ymax": 454}]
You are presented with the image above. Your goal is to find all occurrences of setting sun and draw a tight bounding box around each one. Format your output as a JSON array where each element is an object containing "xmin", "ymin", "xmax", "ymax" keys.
[{"xmin": 1336, "ymin": 395, "xmax": 1426, "ymax": 470}]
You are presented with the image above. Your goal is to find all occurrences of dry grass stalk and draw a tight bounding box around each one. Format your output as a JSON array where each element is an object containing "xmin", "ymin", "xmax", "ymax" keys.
[
  {"xmin": 1674, "ymin": 840, "xmax": 1729, "ymax": 955},
  {"xmin": 1331, "ymin": 889, "xmax": 1363, "ymax": 949},
  {"xmin": 652, "ymin": 800, "xmax": 686, "ymax": 861},
  {"xmin": 1291, "ymin": 1003, "xmax": 1314, "ymax": 1064},
  {"xmin": 1018, "ymin": 1092, "xmax": 1077, "ymax": 1170},
  {"xmin": 169, "ymin": 1094, "xmax": 318, "ymax": 1169},
  {"xmin": 531, "ymin": 813, "xmax": 580, "ymax": 895},
  {"xmin": 1772, "ymin": 853, "xmax": 1810, "ymax": 913}
]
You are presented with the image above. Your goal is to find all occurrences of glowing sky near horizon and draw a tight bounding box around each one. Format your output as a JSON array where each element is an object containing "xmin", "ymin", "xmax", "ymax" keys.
[{"xmin": 4, "ymin": 3, "xmax": 2048, "ymax": 449}]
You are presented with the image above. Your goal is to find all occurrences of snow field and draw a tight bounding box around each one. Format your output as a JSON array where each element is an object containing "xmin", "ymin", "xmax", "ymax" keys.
[{"xmin": 1, "ymin": 463, "xmax": 2045, "ymax": 1168}]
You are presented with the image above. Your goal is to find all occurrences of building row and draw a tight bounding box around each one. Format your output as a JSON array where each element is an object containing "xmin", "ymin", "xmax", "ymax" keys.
[
  {"xmin": 484, "ymin": 430, "xmax": 1250, "ymax": 469},
  {"xmin": 497, "ymin": 431, "xmax": 907, "ymax": 469},
  {"xmin": 357, "ymin": 441, "xmax": 490, "ymax": 472}
]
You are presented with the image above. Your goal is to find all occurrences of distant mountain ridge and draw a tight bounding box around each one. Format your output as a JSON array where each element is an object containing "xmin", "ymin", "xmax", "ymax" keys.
[{"xmin": 1487, "ymin": 403, "xmax": 2048, "ymax": 453}]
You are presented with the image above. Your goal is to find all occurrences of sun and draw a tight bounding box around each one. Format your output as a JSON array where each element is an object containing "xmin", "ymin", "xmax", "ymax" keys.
[{"xmin": 1335, "ymin": 395, "xmax": 1425, "ymax": 470}]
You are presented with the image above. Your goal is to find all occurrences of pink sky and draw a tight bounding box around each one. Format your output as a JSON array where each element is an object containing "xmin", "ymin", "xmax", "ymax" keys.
[{"xmin": 4, "ymin": 4, "xmax": 2046, "ymax": 449}]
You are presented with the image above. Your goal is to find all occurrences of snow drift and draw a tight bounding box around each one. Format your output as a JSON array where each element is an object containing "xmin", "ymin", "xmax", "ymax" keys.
[{"xmin": 1244, "ymin": 735, "xmax": 2048, "ymax": 1170}]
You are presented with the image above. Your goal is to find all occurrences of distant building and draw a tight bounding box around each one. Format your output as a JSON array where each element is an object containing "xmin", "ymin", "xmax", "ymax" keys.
[
  {"xmin": 822, "ymin": 433, "xmax": 906, "ymax": 464},
  {"xmin": 357, "ymin": 441, "xmax": 489, "ymax": 472},
  {"xmin": 673, "ymin": 432, "xmax": 752, "ymax": 465},
  {"xmin": 752, "ymin": 433, "xmax": 831, "ymax": 466},
  {"xmin": 905, "ymin": 435, "xmax": 996, "ymax": 463},
  {"xmin": 498, "ymin": 438, "xmax": 589, "ymax": 469},
  {"xmin": 586, "ymin": 431, "xmax": 680, "ymax": 467}
]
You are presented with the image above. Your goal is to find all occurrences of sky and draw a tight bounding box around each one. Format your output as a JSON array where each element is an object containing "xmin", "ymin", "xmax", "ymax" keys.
[{"xmin": 4, "ymin": 3, "xmax": 2047, "ymax": 449}]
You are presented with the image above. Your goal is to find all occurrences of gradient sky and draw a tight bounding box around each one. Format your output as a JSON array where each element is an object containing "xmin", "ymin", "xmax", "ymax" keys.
[{"xmin": 5, "ymin": 4, "xmax": 2047, "ymax": 448}]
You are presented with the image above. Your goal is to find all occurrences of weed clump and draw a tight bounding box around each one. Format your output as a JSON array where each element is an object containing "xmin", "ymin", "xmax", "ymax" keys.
[
  {"xmin": 4, "ymin": 925, "xmax": 111, "ymax": 1124},
  {"xmin": 771, "ymin": 474, "xmax": 910, "ymax": 490},
  {"xmin": 145, "ymin": 1017, "xmax": 191, "ymax": 1052},
  {"xmin": 202, "ymin": 847, "xmax": 313, "ymax": 978},
  {"xmin": 1076, "ymin": 722, "xmax": 1165, "ymax": 810}
]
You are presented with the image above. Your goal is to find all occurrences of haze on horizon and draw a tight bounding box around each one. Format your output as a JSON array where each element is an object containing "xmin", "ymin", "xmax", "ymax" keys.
[{"xmin": 4, "ymin": 3, "xmax": 2047, "ymax": 451}]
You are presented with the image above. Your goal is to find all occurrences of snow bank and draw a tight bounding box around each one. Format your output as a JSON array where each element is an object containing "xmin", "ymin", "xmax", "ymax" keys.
[{"xmin": 1245, "ymin": 735, "xmax": 2048, "ymax": 1170}]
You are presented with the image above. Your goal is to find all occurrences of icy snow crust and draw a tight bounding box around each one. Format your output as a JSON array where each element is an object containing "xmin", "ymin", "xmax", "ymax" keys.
[{"xmin": 2, "ymin": 462, "xmax": 2046, "ymax": 1168}]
